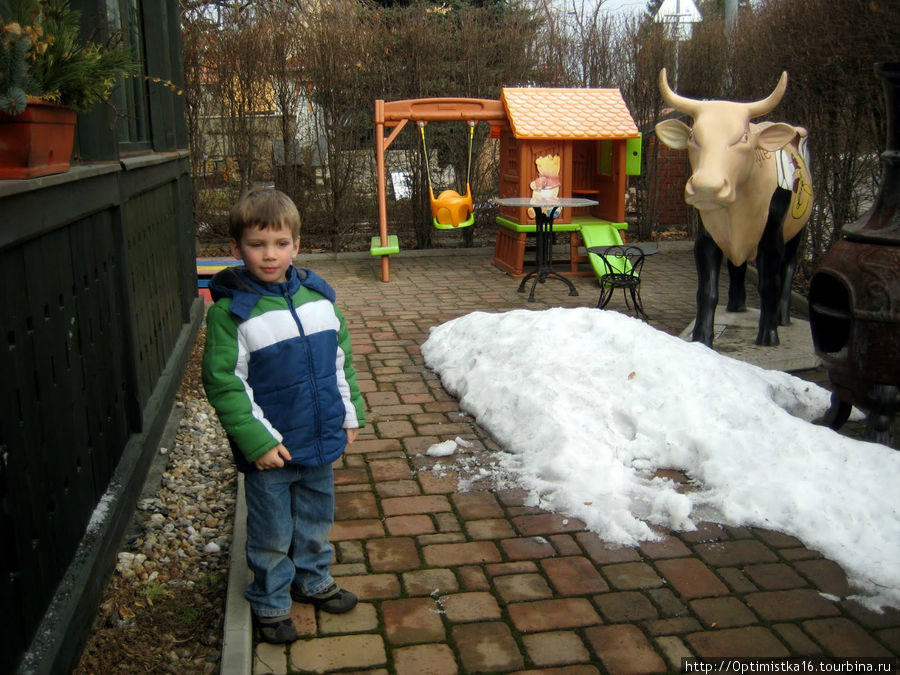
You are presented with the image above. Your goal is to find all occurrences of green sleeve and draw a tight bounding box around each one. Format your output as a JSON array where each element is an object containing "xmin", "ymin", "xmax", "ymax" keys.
[
  {"xmin": 201, "ymin": 303, "xmax": 281, "ymax": 462},
  {"xmin": 335, "ymin": 305, "xmax": 366, "ymax": 427}
]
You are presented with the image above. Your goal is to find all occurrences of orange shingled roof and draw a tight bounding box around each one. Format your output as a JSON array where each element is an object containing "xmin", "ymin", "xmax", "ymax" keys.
[{"xmin": 501, "ymin": 88, "xmax": 639, "ymax": 140}]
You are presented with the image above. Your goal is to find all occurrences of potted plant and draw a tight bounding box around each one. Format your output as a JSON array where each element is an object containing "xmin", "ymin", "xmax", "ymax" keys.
[{"xmin": 0, "ymin": 0, "xmax": 136, "ymax": 178}]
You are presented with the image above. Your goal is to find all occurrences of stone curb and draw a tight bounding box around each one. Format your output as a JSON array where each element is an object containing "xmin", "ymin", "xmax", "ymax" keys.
[{"xmin": 220, "ymin": 474, "xmax": 252, "ymax": 675}]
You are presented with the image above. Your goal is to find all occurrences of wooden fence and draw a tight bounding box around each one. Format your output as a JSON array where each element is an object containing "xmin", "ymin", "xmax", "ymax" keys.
[{"xmin": 0, "ymin": 155, "xmax": 202, "ymax": 674}]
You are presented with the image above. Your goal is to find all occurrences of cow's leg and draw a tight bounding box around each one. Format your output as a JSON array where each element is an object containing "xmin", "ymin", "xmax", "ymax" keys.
[
  {"xmin": 755, "ymin": 188, "xmax": 792, "ymax": 346},
  {"xmin": 755, "ymin": 260, "xmax": 781, "ymax": 346},
  {"xmin": 726, "ymin": 261, "xmax": 747, "ymax": 312},
  {"xmin": 778, "ymin": 227, "xmax": 804, "ymax": 326},
  {"xmin": 692, "ymin": 226, "xmax": 723, "ymax": 346}
]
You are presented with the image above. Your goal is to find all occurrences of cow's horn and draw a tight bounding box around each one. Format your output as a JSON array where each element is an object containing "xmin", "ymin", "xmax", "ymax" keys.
[
  {"xmin": 658, "ymin": 68, "xmax": 699, "ymax": 116},
  {"xmin": 745, "ymin": 71, "xmax": 788, "ymax": 118}
]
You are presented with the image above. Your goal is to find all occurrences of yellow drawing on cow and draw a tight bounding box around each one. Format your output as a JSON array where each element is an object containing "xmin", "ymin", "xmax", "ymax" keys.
[
  {"xmin": 774, "ymin": 132, "xmax": 812, "ymax": 235},
  {"xmin": 789, "ymin": 147, "xmax": 813, "ymax": 220},
  {"xmin": 528, "ymin": 154, "xmax": 561, "ymax": 219},
  {"xmin": 792, "ymin": 176, "xmax": 813, "ymax": 220}
]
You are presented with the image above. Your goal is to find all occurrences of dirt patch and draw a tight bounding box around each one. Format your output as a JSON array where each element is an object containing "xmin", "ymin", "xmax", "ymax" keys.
[{"xmin": 73, "ymin": 580, "xmax": 224, "ymax": 674}]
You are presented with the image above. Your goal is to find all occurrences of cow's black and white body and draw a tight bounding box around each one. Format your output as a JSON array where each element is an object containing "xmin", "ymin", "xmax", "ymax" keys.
[{"xmin": 656, "ymin": 70, "xmax": 813, "ymax": 347}]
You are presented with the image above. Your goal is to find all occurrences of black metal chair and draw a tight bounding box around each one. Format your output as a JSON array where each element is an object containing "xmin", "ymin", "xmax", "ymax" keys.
[{"xmin": 587, "ymin": 245, "xmax": 651, "ymax": 319}]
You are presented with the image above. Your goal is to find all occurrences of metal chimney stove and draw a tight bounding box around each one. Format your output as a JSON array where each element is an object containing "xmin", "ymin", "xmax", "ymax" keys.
[{"xmin": 808, "ymin": 62, "xmax": 900, "ymax": 447}]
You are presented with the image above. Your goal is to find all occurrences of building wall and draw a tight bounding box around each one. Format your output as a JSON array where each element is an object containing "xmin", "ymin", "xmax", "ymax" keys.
[{"xmin": 0, "ymin": 2, "xmax": 201, "ymax": 672}]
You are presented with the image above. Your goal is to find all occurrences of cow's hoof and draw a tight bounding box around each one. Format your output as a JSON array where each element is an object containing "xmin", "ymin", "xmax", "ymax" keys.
[
  {"xmin": 726, "ymin": 302, "xmax": 746, "ymax": 313},
  {"xmin": 691, "ymin": 332, "xmax": 714, "ymax": 348},
  {"xmin": 755, "ymin": 329, "xmax": 780, "ymax": 347}
]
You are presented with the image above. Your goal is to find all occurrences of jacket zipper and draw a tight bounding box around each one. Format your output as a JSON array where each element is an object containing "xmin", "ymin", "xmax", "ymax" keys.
[{"xmin": 282, "ymin": 286, "xmax": 324, "ymax": 463}]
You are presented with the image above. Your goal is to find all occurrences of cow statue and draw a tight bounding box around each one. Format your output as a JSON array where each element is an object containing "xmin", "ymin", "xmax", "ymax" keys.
[{"xmin": 655, "ymin": 68, "xmax": 813, "ymax": 347}]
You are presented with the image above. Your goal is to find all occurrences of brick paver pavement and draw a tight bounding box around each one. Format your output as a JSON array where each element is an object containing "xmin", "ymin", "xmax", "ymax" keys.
[{"xmin": 250, "ymin": 245, "xmax": 899, "ymax": 673}]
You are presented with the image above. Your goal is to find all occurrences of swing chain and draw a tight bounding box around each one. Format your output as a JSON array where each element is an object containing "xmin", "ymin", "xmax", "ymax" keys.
[
  {"xmin": 419, "ymin": 119, "xmax": 477, "ymax": 194},
  {"xmin": 417, "ymin": 121, "xmax": 434, "ymax": 195}
]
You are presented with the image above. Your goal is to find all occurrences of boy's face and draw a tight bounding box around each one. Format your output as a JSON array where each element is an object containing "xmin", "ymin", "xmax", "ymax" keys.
[{"xmin": 231, "ymin": 223, "xmax": 300, "ymax": 284}]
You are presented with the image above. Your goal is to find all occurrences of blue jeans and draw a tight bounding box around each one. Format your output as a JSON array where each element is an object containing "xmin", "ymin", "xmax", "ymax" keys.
[{"xmin": 243, "ymin": 463, "xmax": 336, "ymax": 617}]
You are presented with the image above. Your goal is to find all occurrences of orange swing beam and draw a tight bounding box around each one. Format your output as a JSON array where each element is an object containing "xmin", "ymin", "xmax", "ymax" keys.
[{"xmin": 374, "ymin": 98, "xmax": 508, "ymax": 282}]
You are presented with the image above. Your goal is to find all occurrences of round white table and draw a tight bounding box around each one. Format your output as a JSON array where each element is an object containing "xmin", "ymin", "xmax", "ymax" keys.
[{"xmin": 494, "ymin": 197, "xmax": 598, "ymax": 301}]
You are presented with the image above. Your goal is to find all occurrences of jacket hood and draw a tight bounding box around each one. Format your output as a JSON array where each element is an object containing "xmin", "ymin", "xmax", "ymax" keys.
[{"xmin": 209, "ymin": 265, "xmax": 336, "ymax": 319}]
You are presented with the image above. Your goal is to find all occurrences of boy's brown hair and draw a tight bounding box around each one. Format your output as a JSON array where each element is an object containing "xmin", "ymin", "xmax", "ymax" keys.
[{"xmin": 229, "ymin": 188, "xmax": 301, "ymax": 241}]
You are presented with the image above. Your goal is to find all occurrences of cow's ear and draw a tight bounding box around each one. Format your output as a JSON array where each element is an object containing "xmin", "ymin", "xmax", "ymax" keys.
[
  {"xmin": 756, "ymin": 123, "xmax": 798, "ymax": 151},
  {"xmin": 655, "ymin": 119, "xmax": 692, "ymax": 150}
]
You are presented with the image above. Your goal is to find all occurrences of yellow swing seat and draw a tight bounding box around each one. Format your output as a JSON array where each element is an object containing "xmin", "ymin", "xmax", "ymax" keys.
[
  {"xmin": 420, "ymin": 119, "xmax": 477, "ymax": 230},
  {"xmin": 431, "ymin": 184, "xmax": 474, "ymax": 229}
]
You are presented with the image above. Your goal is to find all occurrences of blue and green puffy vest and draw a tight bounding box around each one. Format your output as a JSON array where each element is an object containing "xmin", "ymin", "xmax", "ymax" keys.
[{"xmin": 202, "ymin": 265, "xmax": 364, "ymax": 471}]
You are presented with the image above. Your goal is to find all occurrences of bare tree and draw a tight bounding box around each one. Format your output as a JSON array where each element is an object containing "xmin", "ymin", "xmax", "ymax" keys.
[
  {"xmin": 181, "ymin": 0, "xmax": 245, "ymax": 238},
  {"xmin": 372, "ymin": 5, "xmax": 447, "ymax": 249},
  {"xmin": 256, "ymin": 0, "xmax": 315, "ymax": 216},
  {"xmin": 181, "ymin": 3, "xmax": 217, "ymax": 230},
  {"xmin": 678, "ymin": 11, "xmax": 728, "ymax": 99},
  {"xmin": 730, "ymin": 0, "xmax": 900, "ymax": 280},
  {"xmin": 529, "ymin": 0, "xmax": 620, "ymax": 88},
  {"xmin": 263, "ymin": 2, "xmax": 303, "ymax": 193},
  {"xmin": 296, "ymin": 0, "xmax": 381, "ymax": 252},
  {"xmin": 181, "ymin": 3, "xmax": 210, "ymax": 184},
  {"xmin": 615, "ymin": 14, "xmax": 675, "ymax": 239},
  {"xmin": 215, "ymin": 5, "xmax": 273, "ymax": 192}
]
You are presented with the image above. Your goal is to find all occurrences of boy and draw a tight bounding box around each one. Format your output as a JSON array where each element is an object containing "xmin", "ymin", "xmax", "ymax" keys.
[{"xmin": 202, "ymin": 188, "xmax": 365, "ymax": 644}]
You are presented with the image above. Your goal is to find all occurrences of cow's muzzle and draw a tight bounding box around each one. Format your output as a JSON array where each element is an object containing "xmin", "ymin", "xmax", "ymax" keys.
[{"xmin": 685, "ymin": 173, "xmax": 735, "ymax": 209}]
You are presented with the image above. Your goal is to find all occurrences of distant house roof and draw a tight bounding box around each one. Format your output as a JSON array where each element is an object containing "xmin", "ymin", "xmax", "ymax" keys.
[{"xmin": 501, "ymin": 88, "xmax": 640, "ymax": 140}]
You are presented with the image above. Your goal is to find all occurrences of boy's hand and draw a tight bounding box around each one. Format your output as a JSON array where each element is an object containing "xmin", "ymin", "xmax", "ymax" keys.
[
  {"xmin": 254, "ymin": 443, "xmax": 292, "ymax": 470},
  {"xmin": 346, "ymin": 428, "xmax": 359, "ymax": 445}
]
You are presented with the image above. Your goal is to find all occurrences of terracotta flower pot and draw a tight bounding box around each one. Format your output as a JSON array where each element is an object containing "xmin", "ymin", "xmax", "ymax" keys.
[{"xmin": 0, "ymin": 100, "xmax": 77, "ymax": 179}]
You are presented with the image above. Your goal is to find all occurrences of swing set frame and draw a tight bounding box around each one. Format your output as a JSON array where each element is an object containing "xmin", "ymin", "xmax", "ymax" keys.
[{"xmin": 373, "ymin": 97, "xmax": 509, "ymax": 282}]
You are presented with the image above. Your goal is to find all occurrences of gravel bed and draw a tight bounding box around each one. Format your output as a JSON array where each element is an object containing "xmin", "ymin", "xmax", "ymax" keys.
[
  {"xmin": 75, "ymin": 329, "xmax": 236, "ymax": 674},
  {"xmin": 125, "ymin": 396, "xmax": 236, "ymax": 585}
]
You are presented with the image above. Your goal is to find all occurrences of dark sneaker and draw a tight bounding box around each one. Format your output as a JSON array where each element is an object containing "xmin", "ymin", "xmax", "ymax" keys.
[
  {"xmin": 254, "ymin": 615, "xmax": 299, "ymax": 644},
  {"xmin": 291, "ymin": 583, "xmax": 358, "ymax": 614}
]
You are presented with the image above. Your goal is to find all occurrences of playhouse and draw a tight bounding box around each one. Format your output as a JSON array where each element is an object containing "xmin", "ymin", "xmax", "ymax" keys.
[
  {"xmin": 494, "ymin": 88, "xmax": 642, "ymax": 278},
  {"xmin": 373, "ymin": 89, "xmax": 641, "ymax": 282}
]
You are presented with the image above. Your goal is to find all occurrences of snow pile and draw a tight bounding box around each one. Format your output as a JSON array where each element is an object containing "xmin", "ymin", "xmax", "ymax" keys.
[{"xmin": 421, "ymin": 307, "xmax": 900, "ymax": 610}]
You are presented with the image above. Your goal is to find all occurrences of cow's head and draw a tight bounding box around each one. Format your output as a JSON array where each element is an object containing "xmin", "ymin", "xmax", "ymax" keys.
[{"xmin": 655, "ymin": 68, "xmax": 798, "ymax": 212}]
